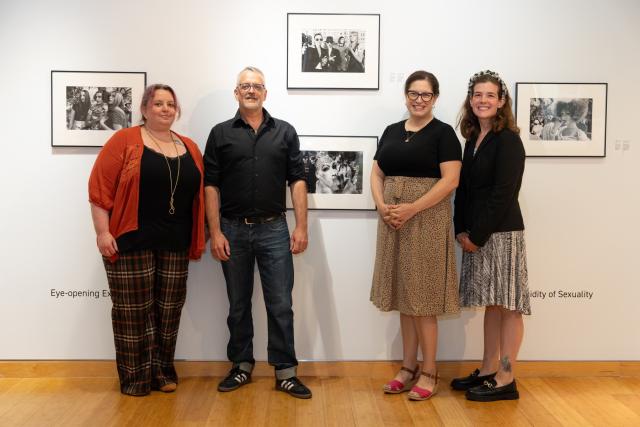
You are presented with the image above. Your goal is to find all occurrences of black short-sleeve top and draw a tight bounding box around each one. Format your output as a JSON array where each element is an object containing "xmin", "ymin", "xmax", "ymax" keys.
[{"xmin": 374, "ymin": 118, "xmax": 461, "ymax": 177}]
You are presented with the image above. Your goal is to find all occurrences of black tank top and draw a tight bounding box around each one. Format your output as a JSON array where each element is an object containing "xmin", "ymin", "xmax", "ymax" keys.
[{"xmin": 116, "ymin": 145, "xmax": 200, "ymax": 252}]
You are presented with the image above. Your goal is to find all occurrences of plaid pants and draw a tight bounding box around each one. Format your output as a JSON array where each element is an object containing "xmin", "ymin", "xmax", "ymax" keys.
[{"xmin": 103, "ymin": 250, "xmax": 189, "ymax": 395}]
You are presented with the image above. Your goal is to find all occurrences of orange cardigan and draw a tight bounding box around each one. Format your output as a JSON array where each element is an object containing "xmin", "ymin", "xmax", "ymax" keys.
[{"xmin": 88, "ymin": 126, "xmax": 205, "ymax": 261}]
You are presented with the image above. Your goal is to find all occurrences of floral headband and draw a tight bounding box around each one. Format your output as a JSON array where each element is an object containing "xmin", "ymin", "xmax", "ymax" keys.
[{"xmin": 468, "ymin": 70, "xmax": 508, "ymax": 99}]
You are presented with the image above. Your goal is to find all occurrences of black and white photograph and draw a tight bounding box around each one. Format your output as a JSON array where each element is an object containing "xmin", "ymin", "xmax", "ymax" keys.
[
  {"xmin": 287, "ymin": 135, "xmax": 377, "ymax": 210},
  {"xmin": 515, "ymin": 82, "xmax": 607, "ymax": 157},
  {"xmin": 300, "ymin": 30, "xmax": 366, "ymax": 73},
  {"xmin": 51, "ymin": 70, "xmax": 146, "ymax": 147},
  {"xmin": 65, "ymin": 86, "xmax": 134, "ymax": 131},
  {"xmin": 287, "ymin": 13, "xmax": 380, "ymax": 89},
  {"xmin": 302, "ymin": 150, "xmax": 363, "ymax": 195},
  {"xmin": 527, "ymin": 97, "xmax": 593, "ymax": 141}
]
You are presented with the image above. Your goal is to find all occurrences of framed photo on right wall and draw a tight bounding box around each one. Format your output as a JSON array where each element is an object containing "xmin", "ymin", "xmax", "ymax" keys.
[{"xmin": 515, "ymin": 82, "xmax": 607, "ymax": 157}]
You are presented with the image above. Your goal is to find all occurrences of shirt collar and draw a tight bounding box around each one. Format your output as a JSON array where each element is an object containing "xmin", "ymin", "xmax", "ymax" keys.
[{"xmin": 232, "ymin": 108, "xmax": 275, "ymax": 129}]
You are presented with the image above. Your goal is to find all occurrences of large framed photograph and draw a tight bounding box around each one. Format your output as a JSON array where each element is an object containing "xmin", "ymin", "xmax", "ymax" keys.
[
  {"xmin": 287, "ymin": 135, "xmax": 377, "ymax": 210},
  {"xmin": 515, "ymin": 82, "xmax": 607, "ymax": 157},
  {"xmin": 51, "ymin": 70, "xmax": 147, "ymax": 147},
  {"xmin": 287, "ymin": 13, "xmax": 380, "ymax": 90}
]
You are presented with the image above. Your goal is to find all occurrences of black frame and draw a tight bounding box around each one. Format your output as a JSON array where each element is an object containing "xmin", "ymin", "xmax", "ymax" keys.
[
  {"xmin": 286, "ymin": 134, "xmax": 378, "ymax": 210},
  {"xmin": 515, "ymin": 82, "xmax": 608, "ymax": 158},
  {"xmin": 286, "ymin": 13, "xmax": 381, "ymax": 90},
  {"xmin": 51, "ymin": 70, "xmax": 147, "ymax": 147}
]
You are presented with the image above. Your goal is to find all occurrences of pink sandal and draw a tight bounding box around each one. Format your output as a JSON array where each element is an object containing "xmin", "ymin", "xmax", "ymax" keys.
[
  {"xmin": 408, "ymin": 371, "xmax": 439, "ymax": 401},
  {"xmin": 383, "ymin": 365, "xmax": 420, "ymax": 394}
]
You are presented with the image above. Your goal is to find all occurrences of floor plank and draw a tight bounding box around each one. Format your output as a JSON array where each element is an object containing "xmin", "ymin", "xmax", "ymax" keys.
[{"xmin": 1, "ymin": 362, "xmax": 640, "ymax": 426}]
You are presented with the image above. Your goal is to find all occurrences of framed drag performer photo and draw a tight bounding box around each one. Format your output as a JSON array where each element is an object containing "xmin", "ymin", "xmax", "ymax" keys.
[
  {"xmin": 287, "ymin": 135, "xmax": 377, "ymax": 210},
  {"xmin": 51, "ymin": 70, "xmax": 147, "ymax": 147},
  {"xmin": 515, "ymin": 82, "xmax": 607, "ymax": 157},
  {"xmin": 287, "ymin": 13, "xmax": 380, "ymax": 90}
]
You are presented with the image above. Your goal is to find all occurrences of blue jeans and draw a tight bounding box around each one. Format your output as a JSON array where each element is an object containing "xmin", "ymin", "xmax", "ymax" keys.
[{"xmin": 220, "ymin": 216, "xmax": 297, "ymax": 374}]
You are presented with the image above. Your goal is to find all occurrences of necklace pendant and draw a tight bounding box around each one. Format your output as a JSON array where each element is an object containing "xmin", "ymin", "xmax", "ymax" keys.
[
  {"xmin": 169, "ymin": 198, "xmax": 175, "ymax": 215},
  {"xmin": 404, "ymin": 130, "xmax": 415, "ymax": 142}
]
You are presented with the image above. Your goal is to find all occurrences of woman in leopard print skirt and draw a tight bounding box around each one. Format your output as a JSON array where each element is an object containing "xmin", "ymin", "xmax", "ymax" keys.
[{"xmin": 370, "ymin": 70, "xmax": 461, "ymax": 401}]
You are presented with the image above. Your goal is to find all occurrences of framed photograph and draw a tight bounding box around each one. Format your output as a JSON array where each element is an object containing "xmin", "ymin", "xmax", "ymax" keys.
[
  {"xmin": 287, "ymin": 135, "xmax": 377, "ymax": 210},
  {"xmin": 515, "ymin": 82, "xmax": 607, "ymax": 157},
  {"xmin": 287, "ymin": 13, "xmax": 380, "ymax": 90},
  {"xmin": 51, "ymin": 70, "xmax": 147, "ymax": 147}
]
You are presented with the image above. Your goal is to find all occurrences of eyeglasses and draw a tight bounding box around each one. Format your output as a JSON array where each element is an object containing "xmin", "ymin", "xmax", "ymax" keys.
[
  {"xmin": 407, "ymin": 91, "xmax": 434, "ymax": 102},
  {"xmin": 237, "ymin": 83, "xmax": 266, "ymax": 92}
]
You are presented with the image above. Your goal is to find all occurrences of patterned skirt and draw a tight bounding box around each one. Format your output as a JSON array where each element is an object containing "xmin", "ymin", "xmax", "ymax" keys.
[
  {"xmin": 459, "ymin": 230, "xmax": 531, "ymax": 315},
  {"xmin": 370, "ymin": 176, "xmax": 459, "ymax": 316}
]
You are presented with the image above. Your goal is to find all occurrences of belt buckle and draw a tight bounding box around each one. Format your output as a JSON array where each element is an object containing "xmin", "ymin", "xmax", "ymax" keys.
[{"xmin": 244, "ymin": 217, "xmax": 255, "ymax": 225}]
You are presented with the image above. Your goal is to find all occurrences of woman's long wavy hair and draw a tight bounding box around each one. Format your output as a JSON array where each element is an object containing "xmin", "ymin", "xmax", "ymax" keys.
[
  {"xmin": 78, "ymin": 90, "xmax": 91, "ymax": 110},
  {"xmin": 457, "ymin": 74, "xmax": 519, "ymax": 140}
]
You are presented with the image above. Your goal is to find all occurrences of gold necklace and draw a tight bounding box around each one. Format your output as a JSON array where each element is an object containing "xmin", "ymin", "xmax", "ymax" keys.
[{"xmin": 144, "ymin": 126, "xmax": 181, "ymax": 215}]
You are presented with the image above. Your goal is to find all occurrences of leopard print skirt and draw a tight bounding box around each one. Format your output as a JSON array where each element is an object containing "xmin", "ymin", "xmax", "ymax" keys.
[{"xmin": 370, "ymin": 176, "xmax": 460, "ymax": 316}]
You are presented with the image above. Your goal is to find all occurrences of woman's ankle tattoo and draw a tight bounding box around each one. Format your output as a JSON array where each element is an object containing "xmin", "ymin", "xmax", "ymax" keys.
[{"xmin": 500, "ymin": 356, "xmax": 512, "ymax": 373}]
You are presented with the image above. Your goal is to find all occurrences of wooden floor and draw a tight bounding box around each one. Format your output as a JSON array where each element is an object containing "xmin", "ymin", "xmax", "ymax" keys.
[{"xmin": 1, "ymin": 361, "xmax": 640, "ymax": 426}]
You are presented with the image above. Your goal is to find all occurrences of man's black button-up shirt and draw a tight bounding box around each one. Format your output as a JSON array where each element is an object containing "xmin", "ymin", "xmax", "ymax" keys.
[{"xmin": 203, "ymin": 109, "xmax": 306, "ymax": 218}]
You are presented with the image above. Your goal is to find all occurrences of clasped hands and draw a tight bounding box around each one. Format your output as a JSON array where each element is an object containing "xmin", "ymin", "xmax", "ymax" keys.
[{"xmin": 378, "ymin": 203, "xmax": 417, "ymax": 230}]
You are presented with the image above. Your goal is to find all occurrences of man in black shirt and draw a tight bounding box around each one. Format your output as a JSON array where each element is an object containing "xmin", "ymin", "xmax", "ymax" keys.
[{"xmin": 203, "ymin": 66, "xmax": 311, "ymax": 399}]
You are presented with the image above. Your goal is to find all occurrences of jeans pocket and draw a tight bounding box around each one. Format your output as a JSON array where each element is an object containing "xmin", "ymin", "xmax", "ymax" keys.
[
  {"xmin": 220, "ymin": 217, "xmax": 237, "ymax": 239},
  {"xmin": 265, "ymin": 217, "xmax": 288, "ymax": 232}
]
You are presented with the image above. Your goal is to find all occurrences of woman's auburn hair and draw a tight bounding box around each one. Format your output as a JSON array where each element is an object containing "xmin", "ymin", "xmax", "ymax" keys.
[{"xmin": 457, "ymin": 75, "xmax": 519, "ymax": 140}]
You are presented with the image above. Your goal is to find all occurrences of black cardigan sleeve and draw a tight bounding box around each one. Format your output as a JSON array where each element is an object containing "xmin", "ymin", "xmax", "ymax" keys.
[{"xmin": 469, "ymin": 131, "xmax": 525, "ymax": 246}]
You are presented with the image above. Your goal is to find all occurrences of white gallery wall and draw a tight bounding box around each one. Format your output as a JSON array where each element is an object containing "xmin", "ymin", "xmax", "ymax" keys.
[{"xmin": 1, "ymin": 0, "xmax": 639, "ymax": 361}]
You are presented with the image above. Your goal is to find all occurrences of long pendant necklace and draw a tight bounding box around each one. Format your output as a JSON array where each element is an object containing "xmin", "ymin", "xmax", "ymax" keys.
[{"xmin": 144, "ymin": 126, "xmax": 181, "ymax": 215}]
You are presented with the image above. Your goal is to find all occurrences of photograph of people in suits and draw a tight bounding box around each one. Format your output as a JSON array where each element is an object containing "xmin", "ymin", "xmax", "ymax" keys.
[{"xmin": 301, "ymin": 29, "xmax": 365, "ymax": 73}]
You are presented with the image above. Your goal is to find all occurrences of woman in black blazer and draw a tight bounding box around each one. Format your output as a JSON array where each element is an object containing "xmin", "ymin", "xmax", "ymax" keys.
[{"xmin": 450, "ymin": 70, "xmax": 531, "ymax": 402}]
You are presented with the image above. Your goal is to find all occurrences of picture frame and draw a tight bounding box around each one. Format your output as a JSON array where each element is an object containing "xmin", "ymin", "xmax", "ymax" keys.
[
  {"xmin": 51, "ymin": 70, "xmax": 147, "ymax": 147},
  {"xmin": 515, "ymin": 82, "xmax": 607, "ymax": 157},
  {"xmin": 287, "ymin": 135, "xmax": 377, "ymax": 210},
  {"xmin": 287, "ymin": 13, "xmax": 380, "ymax": 90}
]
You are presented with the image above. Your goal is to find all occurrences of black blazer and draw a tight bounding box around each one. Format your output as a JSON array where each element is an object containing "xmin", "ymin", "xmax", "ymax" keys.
[
  {"xmin": 303, "ymin": 46, "xmax": 328, "ymax": 72},
  {"xmin": 454, "ymin": 129, "xmax": 525, "ymax": 247}
]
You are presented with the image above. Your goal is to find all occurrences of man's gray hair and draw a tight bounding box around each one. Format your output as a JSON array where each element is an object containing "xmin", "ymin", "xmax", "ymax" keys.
[{"xmin": 236, "ymin": 66, "xmax": 265, "ymax": 85}]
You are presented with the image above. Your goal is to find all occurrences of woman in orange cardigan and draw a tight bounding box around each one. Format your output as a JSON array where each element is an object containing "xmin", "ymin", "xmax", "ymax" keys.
[{"xmin": 89, "ymin": 84, "xmax": 205, "ymax": 396}]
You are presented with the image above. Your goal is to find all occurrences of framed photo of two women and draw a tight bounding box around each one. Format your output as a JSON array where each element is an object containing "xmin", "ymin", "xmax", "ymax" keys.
[{"xmin": 515, "ymin": 82, "xmax": 608, "ymax": 157}]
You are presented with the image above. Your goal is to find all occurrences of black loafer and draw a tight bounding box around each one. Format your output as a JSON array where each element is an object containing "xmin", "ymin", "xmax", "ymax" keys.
[
  {"xmin": 275, "ymin": 376, "xmax": 312, "ymax": 399},
  {"xmin": 465, "ymin": 379, "xmax": 519, "ymax": 402},
  {"xmin": 450, "ymin": 369, "xmax": 496, "ymax": 391},
  {"xmin": 218, "ymin": 367, "xmax": 251, "ymax": 392}
]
